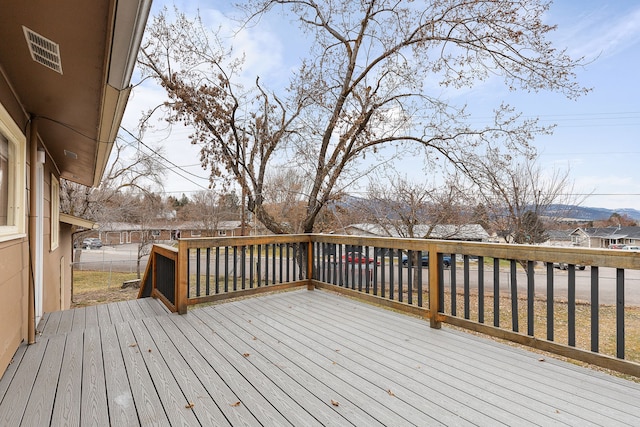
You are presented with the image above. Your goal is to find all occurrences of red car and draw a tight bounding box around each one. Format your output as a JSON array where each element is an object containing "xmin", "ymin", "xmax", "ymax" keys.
[{"xmin": 342, "ymin": 252, "xmax": 380, "ymax": 265}]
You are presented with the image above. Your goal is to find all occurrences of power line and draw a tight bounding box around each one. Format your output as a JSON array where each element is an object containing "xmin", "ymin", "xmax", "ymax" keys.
[{"xmin": 119, "ymin": 126, "xmax": 211, "ymax": 190}]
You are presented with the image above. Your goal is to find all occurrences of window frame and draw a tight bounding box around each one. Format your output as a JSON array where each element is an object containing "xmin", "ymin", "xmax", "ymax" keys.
[{"xmin": 0, "ymin": 102, "xmax": 26, "ymax": 242}]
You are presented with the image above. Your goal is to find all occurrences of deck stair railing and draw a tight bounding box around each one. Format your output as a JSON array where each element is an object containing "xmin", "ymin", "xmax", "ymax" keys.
[{"xmin": 140, "ymin": 234, "xmax": 640, "ymax": 377}]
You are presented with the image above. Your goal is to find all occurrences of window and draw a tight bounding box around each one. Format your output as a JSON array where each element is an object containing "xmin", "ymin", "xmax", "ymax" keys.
[
  {"xmin": 190, "ymin": 230, "xmax": 201, "ymax": 237},
  {"xmin": 218, "ymin": 230, "xmax": 227, "ymax": 237},
  {"xmin": 0, "ymin": 134, "xmax": 9, "ymax": 225},
  {"xmin": 0, "ymin": 103, "xmax": 26, "ymax": 241},
  {"xmin": 50, "ymin": 174, "xmax": 59, "ymax": 250}
]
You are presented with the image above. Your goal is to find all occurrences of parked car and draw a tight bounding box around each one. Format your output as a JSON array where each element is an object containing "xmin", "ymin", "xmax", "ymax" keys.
[
  {"xmin": 342, "ymin": 252, "xmax": 380, "ymax": 265},
  {"xmin": 622, "ymin": 245, "xmax": 640, "ymax": 251},
  {"xmin": 401, "ymin": 254, "xmax": 452, "ymax": 268},
  {"xmin": 552, "ymin": 262, "xmax": 586, "ymax": 271},
  {"xmin": 81, "ymin": 238, "xmax": 103, "ymax": 249}
]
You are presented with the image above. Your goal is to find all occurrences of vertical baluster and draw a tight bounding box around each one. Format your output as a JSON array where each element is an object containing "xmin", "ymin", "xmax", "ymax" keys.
[
  {"xmin": 233, "ymin": 246, "xmax": 238, "ymax": 291},
  {"xmin": 215, "ymin": 246, "xmax": 220, "ymax": 294},
  {"xmin": 287, "ymin": 243, "xmax": 291, "ymax": 283},
  {"xmin": 389, "ymin": 249, "xmax": 392, "ymax": 300},
  {"xmin": 398, "ymin": 251, "xmax": 404, "ymax": 303},
  {"xmin": 257, "ymin": 245, "xmax": 262, "ymax": 287},
  {"xmin": 224, "ymin": 246, "xmax": 229, "ymax": 293},
  {"xmin": 249, "ymin": 245, "xmax": 254, "ymax": 289},
  {"xmin": 510, "ymin": 260, "xmax": 518, "ymax": 332},
  {"xmin": 527, "ymin": 260, "xmax": 535, "ymax": 337},
  {"xmin": 405, "ymin": 250, "xmax": 411, "ymax": 304},
  {"xmin": 271, "ymin": 243, "xmax": 276, "ymax": 285},
  {"xmin": 365, "ymin": 246, "xmax": 371, "ymax": 294},
  {"xmin": 546, "ymin": 261, "xmax": 554, "ymax": 341},
  {"xmin": 463, "ymin": 255, "xmax": 470, "ymax": 319},
  {"xmin": 380, "ymin": 248, "xmax": 386, "ymax": 298},
  {"xmin": 478, "ymin": 256, "xmax": 484, "ymax": 323},
  {"xmin": 568, "ymin": 264, "xmax": 576, "ymax": 346},
  {"xmin": 241, "ymin": 245, "xmax": 246, "ymax": 290},
  {"xmin": 338, "ymin": 245, "xmax": 343, "ymax": 287},
  {"xmin": 616, "ymin": 268, "xmax": 625, "ymax": 359},
  {"xmin": 196, "ymin": 248, "xmax": 201, "ymax": 297},
  {"xmin": 408, "ymin": 250, "xmax": 416, "ymax": 305},
  {"xmin": 293, "ymin": 243, "xmax": 298, "ymax": 281},
  {"xmin": 264, "ymin": 244, "xmax": 269, "ymax": 286},
  {"xmin": 591, "ymin": 266, "xmax": 599, "ymax": 352},
  {"xmin": 493, "ymin": 257, "xmax": 500, "ymax": 327},
  {"xmin": 186, "ymin": 248, "xmax": 190, "ymax": 299},
  {"xmin": 450, "ymin": 254, "xmax": 457, "ymax": 316},
  {"xmin": 206, "ymin": 248, "xmax": 211, "ymax": 295},
  {"xmin": 350, "ymin": 250, "xmax": 356, "ymax": 290},
  {"xmin": 373, "ymin": 248, "xmax": 379, "ymax": 296},
  {"xmin": 438, "ymin": 253, "xmax": 445, "ymax": 315},
  {"xmin": 417, "ymin": 251, "xmax": 423, "ymax": 307},
  {"xmin": 279, "ymin": 243, "xmax": 284, "ymax": 283}
]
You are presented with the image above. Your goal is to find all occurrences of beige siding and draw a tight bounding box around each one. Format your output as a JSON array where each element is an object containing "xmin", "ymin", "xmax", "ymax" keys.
[{"xmin": 0, "ymin": 238, "xmax": 28, "ymax": 377}]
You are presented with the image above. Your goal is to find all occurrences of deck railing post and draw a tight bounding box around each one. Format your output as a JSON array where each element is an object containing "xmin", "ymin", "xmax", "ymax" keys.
[
  {"xmin": 428, "ymin": 247, "xmax": 441, "ymax": 329},
  {"xmin": 176, "ymin": 239, "xmax": 189, "ymax": 314}
]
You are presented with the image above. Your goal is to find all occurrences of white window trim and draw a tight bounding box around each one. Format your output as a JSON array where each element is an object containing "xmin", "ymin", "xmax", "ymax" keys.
[
  {"xmin": 0, "ymin": 102, "xmax": 26, "ymax": 242},
  {"xmin": 50, "ymin": 174, "xmax": 59, "ymax": 250}
]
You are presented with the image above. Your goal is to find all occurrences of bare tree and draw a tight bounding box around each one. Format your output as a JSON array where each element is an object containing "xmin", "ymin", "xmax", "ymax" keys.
[
  {"xmin": 465, "ymin": 151, "xmax": 587, "ymax": 244},
  {"xmin": 61, "ymin": 136, "xmax": 165, "ymax": 261},
  {"xmin": 360, "ymin": 173, "xmax": 468, "ymax": 239},
  {"xmin": 139, "ymin": 1, "xmax": 588, "ymax": 235}
]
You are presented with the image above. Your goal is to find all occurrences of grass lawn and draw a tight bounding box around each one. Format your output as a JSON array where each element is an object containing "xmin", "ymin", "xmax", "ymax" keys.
[{"xmin": 72, "ymin": 271, "xmax": 140, "ymax": 308}]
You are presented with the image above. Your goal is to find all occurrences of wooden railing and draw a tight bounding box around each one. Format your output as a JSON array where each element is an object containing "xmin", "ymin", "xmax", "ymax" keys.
[{"xmin": 140, "ymin": 234, "xmax": 640, "ymax": 377}]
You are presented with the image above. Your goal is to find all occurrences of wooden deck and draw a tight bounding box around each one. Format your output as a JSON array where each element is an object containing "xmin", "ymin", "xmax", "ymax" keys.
[{"xmin": 1, "ymin": 290, "xmax": 639, "ymax": 426}]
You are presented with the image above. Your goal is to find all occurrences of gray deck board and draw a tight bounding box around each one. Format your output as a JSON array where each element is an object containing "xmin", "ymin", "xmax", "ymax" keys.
[
  {"xmin": 80, "ymin": 326, "xmax": 109, "ymax": 425},
  {"xmin": 107, "ymin": 300, "xmax": 125, "ymax": 324},
  {"xmin": 141, "ymin": 317, "xmax": 233, "ymax": 426},
  {"xmin": 56, "ymin": 309, "xmax": 75, "ymax": 334},
  {"xmin": 193, "ymin": 308, "xmax": 371, "ymax": 427},
  {"xmin": 2, "ymin": 291, "xmax": 640, "ymax": 426},
  {"xmin": 84, "ymin": 305, "xmax": 99, "ymax": 330},
  {"xmin": 278, "ymin": 292, "xmax": 589, "ymax": 424},
  {"xmin": 115, "ymin": 321, "xmax": 170, "ymax": 426},
  {"xmin": 127, "ymin": 320, "xmax": 201, "ymax": 426},
  {"xmin": 289, "ymin": 292, "xmax": 622, "ymax": 424},
  {"xmin": 207, "ymin": 303, "xmax": 425, "ymax": 426},
  {"xmin": 50, "ymin": 331, "xmax": 83, "ymax": 427},
  {"xmin": 219, "ymin": 296, "xmax": 482, "ymax": 426},
  {"xmin": 157, "ymin": 315, "xmax": 261, "ymax": 426},
  {"xmin": 71, "ymin": 307, "xmax": 86, "ymax": 332},
  {"xmin": 95, "ymin": 303, "xmax": 111, "ymax": 329},
  {"xmin": 170, "ymin": 314, "xmax": 296, "ymax": 426},
  {"xmin": 40, "ymin": 310, "xmax": 62, "ymax": 337},
  {"xmin": 0, "ymin": 341, "xmax": 27, "ymax": 401},
  {"xmin": 296, "ymin": 291, "xmax": 640, "ymax": 423},
  {"xmin": 102, "ymin": 324, "xmax": 139, "ymax": 426},
  {"xmin": 20, "ymin": 334, "xmax": 66, "ymax": 427},
  {"xmin": 0, "ymin": 338, "xmax": 48, "ymax": 426}
]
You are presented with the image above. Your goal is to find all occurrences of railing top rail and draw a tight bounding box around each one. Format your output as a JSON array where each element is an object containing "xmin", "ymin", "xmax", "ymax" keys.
[
  {"xmin": 174, "ymin": 233, "xmax": 640, "ymax": 270},
  {"xmin": 150, "ymin": 244, "xmax": 179, "ymax": 259},
  {"xmin": 312, "ymin": 234, "xmax": 640, "ymax": 270},
  {"xmin": 178, "ymin": 234, "xmax": 312, "ymax": 249}
]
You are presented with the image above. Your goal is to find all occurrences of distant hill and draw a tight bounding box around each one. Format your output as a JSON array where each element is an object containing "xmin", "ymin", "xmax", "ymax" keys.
[
  {"xmin": 547, "ymin": 205, "xmax": 640, "ymax": 221},
  {"xmin": 336, "ymin": 196, "xmax": 640, "ymax": 222}
]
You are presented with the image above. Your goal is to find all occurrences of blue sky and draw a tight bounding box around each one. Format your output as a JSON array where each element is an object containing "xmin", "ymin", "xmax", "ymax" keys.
[{"xmin": 121, "ymin": 1, "xmax": 640, "ymax": 211}]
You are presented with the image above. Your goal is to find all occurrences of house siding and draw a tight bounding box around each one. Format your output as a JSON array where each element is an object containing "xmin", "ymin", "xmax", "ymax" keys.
[
  {"xmin": 0, "ymin": 231, "xmax": 28, "ymax": 377},
  {"xmin": 0, "ymin": 86, "xmax": 69, "ymax": 377}
]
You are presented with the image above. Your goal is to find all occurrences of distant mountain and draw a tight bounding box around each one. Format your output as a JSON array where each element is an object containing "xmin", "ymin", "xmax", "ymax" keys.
[
  {"xmin": 547, "ymin": 205, "xmax": 640, "ymax": 221},
  {"xmin": 335, "ymin": 196, "xmax": 640, "ymax": 222}
]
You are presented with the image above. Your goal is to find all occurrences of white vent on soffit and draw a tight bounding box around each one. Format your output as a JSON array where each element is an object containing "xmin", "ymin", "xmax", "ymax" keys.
[{"xmin": 22, "ymin": 26, "xmax": 63, "ymax": 74}]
